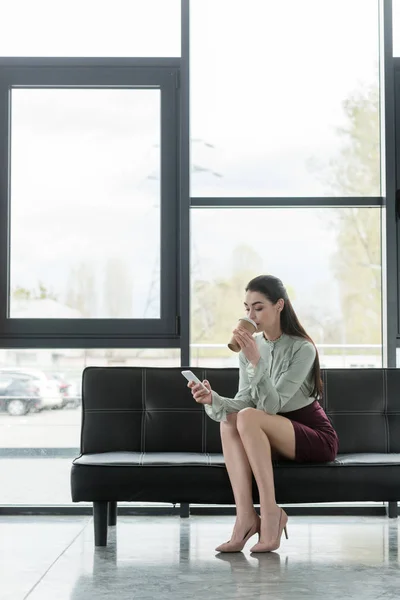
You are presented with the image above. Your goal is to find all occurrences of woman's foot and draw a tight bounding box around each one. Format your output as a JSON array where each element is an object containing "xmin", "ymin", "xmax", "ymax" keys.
[
  {"xmin": 215, "ymin": 512, "xmax": 261, "ymax": 553},
  {"xmin": 250, "ymin": 506, "xmax": 288, "ymax": 553}
]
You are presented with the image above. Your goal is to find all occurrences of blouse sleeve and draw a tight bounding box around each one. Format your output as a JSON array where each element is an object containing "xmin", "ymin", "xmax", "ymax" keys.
[
  {"xmin": 204, "ymin": 351, "xmax": 256, "ymax": 422},
  {"xmin": 249, "ymin": 340, "xmax": 316, "ymax": 414}
]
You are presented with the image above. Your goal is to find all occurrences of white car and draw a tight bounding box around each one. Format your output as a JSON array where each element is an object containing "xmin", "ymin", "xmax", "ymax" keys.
[{"xmin": 0, "ymin": 368, "xmax": 64, "ymax": 410}]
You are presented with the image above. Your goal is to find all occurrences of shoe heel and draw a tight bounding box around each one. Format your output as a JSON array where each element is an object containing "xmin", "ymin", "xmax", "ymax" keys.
[{"xmin": 284, "ymin": 525, "xmax": 288, "ymax": 540}]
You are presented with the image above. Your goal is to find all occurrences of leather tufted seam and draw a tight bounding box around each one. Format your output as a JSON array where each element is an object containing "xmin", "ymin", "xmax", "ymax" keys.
[
  {"xmin": 135, "ymin": 409, "xmax": 201, "ymax": 413},
  {"xmin": 202, "ymin": 410, "xmax": 207, "ymax": 455},
  {"xmin": 84, "ymin": 408, "xmax": 219, "ymax": 414},
  {"xmin": 326, "ymin": 410, "xmax": 393, "ymax": 415},
  {"xmin": 203, "ymin": 368, "xmax": 207, "ymax": 454},
  {"xmin": 324, "ymin": 369, "xmax": 329, "ymax": 414},
  {"xmin": 85, "ymin": 408, "xmax": 143, "ymax": 413},
  {"xmin": 141, "ymin": 369, "xmax": 146, "ymax": 454},
  {"xmin": 384, "ymin": 369, "xmax": 389, "ymax": 453},
  {"xmin": 80, "ymin": 368, "xmax": 92, "ymax": 454}
]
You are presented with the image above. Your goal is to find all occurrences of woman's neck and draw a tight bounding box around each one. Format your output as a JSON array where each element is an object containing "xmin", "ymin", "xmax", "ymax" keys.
[{"xmin": 263, "ymin": 327, "xmax": 283, "ymax": 342}]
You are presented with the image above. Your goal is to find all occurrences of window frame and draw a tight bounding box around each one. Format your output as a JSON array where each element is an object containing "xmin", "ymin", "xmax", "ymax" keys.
[
  {"xmin": 393, "ymin": 60, "xmax": 400, "ymax": 341},
  {"xmin": 0, "ymin": 59, "xmax": 181, "ymax": 348}
]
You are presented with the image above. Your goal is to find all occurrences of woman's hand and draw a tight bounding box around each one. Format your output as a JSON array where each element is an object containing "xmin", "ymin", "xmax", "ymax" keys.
[
  {"xmin": 233, "ymin": 327, "xmax": 261, "ymax": 367},
  {"xmin": 188, "ymin": 380, "xmax": 213, "ymax": 405}
]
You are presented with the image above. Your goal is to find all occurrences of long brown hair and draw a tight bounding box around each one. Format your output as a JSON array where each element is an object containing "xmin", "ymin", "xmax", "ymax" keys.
[{"xmin": 245, "ymin": 275, "xmax": 323, "ymax": 399}]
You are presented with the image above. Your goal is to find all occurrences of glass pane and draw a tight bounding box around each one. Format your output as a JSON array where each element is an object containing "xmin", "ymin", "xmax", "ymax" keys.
[
  {"xmin": 190, "ymin": 0, "xmax": 380, "ymax": 197},
  {"xmin": 0, "ymin": 0, "xmax": 180, "ymax": 57},
  {"xmin": 394, "ymin": 1, "xmax": 400, "ymax": 56},
  {"xmin": 10, "ymin": 89, "xmax": 161, "ymax": 319},
  {"xmin": 0, "ymin": 347, "xmax": 180, "ymax": 504},
  {"xmin": 191, "ymin": 208, "xmax": 382, "ymax": 367}
]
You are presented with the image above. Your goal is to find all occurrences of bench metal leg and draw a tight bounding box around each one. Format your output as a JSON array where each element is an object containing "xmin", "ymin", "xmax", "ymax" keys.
[
  {"xmin": 386, "ymin": 502, "xmax": 398, "ymax": 519},
  {"xmin": 93, "ymin": 502, "xmax": 108, "ymax": 546},
  {"xmin": 180, "ymin": 503, "xmax": 190, "ymax": 518},
  {"xmin": 108, "ymin": 501, "xmax": 117, "ymax": 526}
]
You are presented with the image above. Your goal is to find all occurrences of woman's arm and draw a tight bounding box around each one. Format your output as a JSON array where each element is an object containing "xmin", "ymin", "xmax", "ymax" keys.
[
  {"xmin": 204, "ymin": 352, "xmax": 255, "ymax": 422},
  {"xmin": 250, "ymin": 341, "xmax": 316, "ymax": 414}
]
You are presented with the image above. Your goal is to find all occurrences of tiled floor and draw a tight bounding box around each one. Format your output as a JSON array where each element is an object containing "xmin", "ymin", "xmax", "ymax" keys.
[{"xmin": 1, "ymin": 514, "xmax": 400, "ymax": 600}]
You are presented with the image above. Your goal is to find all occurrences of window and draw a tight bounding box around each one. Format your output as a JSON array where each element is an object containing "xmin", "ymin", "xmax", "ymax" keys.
[
  {"xmin": 190, "ymin": 0, "xmax": 380, "ymax": 197},
  {"xmin": 190, "ymin": 208, "xmax": 382, "ymax": 368},
  {"xmin": 394, "ymin": 0, "xmax": 400, "ymax": 56},
  {"xmin": 0, "ymin": 347, "xmax": 180, "ymax": 504},
  {"xmin": 0, "ymin": 0, "xmax": 181, "ymax": 57},
  {"xmin": 0, "ymin": 66, "xmax": 179, "ymax": 341},
  {"xmin": 10, "ymin": 88, "xmax": 161, "ymax": 319}
]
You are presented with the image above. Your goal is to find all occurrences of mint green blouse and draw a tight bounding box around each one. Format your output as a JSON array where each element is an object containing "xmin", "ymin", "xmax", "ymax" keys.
[{"xmin": 205, "ymin": 333, "xmax": 316, "ymax": 422}]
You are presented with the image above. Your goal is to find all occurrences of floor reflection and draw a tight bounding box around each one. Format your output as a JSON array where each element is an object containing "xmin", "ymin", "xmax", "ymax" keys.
[
  {"xmin": 7, "ymin": 515, "xmax": 395, "ymax": 600},
  {"xmin": 64, "ymin": 518, "xmax": 400, "ymax": 600}
]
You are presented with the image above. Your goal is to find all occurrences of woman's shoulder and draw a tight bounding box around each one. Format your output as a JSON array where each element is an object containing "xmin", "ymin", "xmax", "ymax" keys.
[{"xmin": 286, "ymin": 335, "xmax": 316, "ymax": 357}]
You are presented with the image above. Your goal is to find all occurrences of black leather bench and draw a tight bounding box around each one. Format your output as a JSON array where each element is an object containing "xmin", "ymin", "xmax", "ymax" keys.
[{"xmin": 70, "ymin": 366, "xmax": 400, "ymax": 546}]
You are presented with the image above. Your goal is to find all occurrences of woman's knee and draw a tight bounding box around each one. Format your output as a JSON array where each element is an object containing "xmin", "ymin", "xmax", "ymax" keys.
[
  {"xmin": 237, "ymin": 407, "xmax": 258, "ymax": 428},
  {"xmin": 220, "ymin": 412, "xmax": 239, "ymax": 433}
]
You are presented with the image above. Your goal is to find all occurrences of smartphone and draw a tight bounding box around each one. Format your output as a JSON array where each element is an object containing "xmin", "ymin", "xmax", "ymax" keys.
[{"xmin": 181, "ymin": 370, "xmax": 208, "ymax": 392}]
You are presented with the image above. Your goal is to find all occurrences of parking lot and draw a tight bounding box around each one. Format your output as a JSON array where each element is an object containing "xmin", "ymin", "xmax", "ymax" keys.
[{"xmin": 0, "ymin": 405, "xmax": 82, "ymax": 448}]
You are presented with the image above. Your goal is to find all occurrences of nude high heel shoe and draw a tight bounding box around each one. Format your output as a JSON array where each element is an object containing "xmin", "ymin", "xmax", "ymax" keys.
[
  {"xmin": 250, "ymin": 508, "xmax": 288, "ymax": 553},
  {"xmin": 215, "ymin": 516, "xmax": 261, "ymax": 553}
]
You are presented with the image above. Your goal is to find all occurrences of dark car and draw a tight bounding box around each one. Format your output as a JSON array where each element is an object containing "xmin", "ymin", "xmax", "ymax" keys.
[{"xmin": 0, "ymin": 374, "xmax": 41, "ymax": 416}]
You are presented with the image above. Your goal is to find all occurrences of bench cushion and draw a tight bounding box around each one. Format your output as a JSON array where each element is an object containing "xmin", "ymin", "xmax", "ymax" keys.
[
  {"xmin": 73, "ymin": 451, "xmax": 400, "ymax": 468},
  {"xmin": 74, "ymin": 452, "xmax": 210, "ymax": 466},
  {"xmin": 71, "ymin": 452, "xmax": 400, "ymax": 505}
]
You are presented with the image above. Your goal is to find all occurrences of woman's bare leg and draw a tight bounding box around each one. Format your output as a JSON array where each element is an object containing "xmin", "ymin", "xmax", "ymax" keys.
[
  {"xmin": 217, "ymin": 413, "xmax": 260, "ymax": 550},
  {"xmin": 236, "ymin": 407, "xmax": 295, "ymax": 550}
]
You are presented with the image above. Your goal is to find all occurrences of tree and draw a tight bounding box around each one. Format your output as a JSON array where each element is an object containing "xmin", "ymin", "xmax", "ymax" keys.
[
  {"xmin": 327, "ymin": 85, "xmax": 380, "ymax": 197},
  {"xmin": 12, "ymin": 286, "xmax": 33, "ymax": 300},
  {"xmin": 191, "ymin": 244, "xmax": 300, "ymax": 354},
  {"xmin": 12, "ymin": 282, "xmax": 58, "ymax": 301},
  {"xmin": 65, "ymin": 262, "xmax": 97, "ymax": 317},
  {"xmin": 103, "ymin": 258, "xmax": 133, "ymax": 318},
  {"xmin": 191, "ymin": 244, "xmax": 264, "ymax": 347},
  {"xmin": 330, "ymin": 208, "xmax": 381, "ymax": 344},
  {"xmin": 191, "ymin": 242, "xmax": 301, "ymax": 352},
  {"xmin": 315, "ymin": 82, "xmax": 381, "ymax": 345}
]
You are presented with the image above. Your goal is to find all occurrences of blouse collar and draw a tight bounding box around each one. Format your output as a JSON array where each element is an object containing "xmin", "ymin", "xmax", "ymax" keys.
[{"xmin": 263, "ymin": 332, "xmax": 286, "ymax": 347}]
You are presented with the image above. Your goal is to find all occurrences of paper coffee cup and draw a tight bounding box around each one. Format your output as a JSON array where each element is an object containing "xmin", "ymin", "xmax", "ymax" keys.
[{"xmin": 227, "ymin": 317, "xmax": 257, "ymax": 352}]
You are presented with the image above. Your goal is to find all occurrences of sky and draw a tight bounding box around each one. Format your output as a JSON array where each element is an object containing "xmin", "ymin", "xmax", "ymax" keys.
[
  {"xmin": 0, "ymin": 0, "xmax": 386, "ymax": 326},
  {"xmin": 10, "ymin": 88, "xmax": 161, "ymax": 317},
  {"xmin": 394, "ymin": 0, "xmax": 400, "ymax": 55},
  {"xmin": 190, "ymin": 0, "xmax": 380, "ymax": 196},
  {"xmin": 0, "ymin": 0, "xmax": 181, "ymax": 57}
]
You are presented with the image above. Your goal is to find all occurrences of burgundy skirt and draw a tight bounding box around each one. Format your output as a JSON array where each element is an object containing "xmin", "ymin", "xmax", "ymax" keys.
[{"xmin": 279, "ymin": 400, "xmax": 339, "ymax": 463}]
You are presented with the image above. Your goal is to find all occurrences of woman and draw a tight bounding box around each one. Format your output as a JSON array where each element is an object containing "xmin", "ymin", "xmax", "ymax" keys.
[{"xmin": 189, "ymin": 275, "xmax": 338, "ymax": 554}]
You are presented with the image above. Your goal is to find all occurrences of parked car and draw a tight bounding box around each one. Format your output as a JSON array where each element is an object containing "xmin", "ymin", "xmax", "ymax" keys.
[
  {"xmin": 0, "ymin": 374, "xmax": 41, "ymax": 416},
  {"xmin": 0, "ymin": 368, "xmax": 64, "ymax": 410},
  {"xmin": 63, "ymin": 378, "xmax": 82, "ymax": 408},
  {"xmin": 45, "ymin": 372, "xmax": 81, "ymax": 408}
]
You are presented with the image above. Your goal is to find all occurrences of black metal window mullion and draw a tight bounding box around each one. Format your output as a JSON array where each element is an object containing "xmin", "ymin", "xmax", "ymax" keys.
[
  {"xmin": 382, "ymin": 0, "xmax": 398, "ymax": 365},
  {"xmin": 179, "ymin": 0, "xmax": 191, "ymax": 367},
  {"xmin": 190, "ymin": 197, "xmax": 383, "ymax": 208}
]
